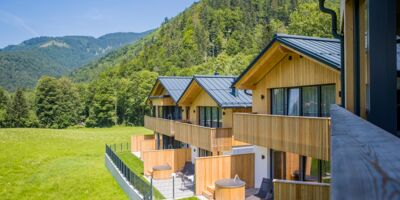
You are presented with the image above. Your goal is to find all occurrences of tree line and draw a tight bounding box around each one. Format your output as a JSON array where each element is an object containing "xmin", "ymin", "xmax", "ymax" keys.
[
  {"xmin": 0, "ymin": 0, "xmax": 338, "ymax": 129},
  {"xmin": 0, "ymin": 70, "xmax": 157, "ymax": 128}
]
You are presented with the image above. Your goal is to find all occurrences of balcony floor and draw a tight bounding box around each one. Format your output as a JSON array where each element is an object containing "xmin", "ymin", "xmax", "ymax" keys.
[{"xmin": 144, "ymin": 176, "xmax": 194, "ymax": 199}]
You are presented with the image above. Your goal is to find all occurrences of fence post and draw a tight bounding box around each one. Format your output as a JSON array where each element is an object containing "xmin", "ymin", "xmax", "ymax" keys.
[
  {"xmin": 150, "ymin": 176, "xmax": 153, "ymax": 200},
  {"xmin": 172, "ymin": 175, "xmax": 175, "ymax": 199}
]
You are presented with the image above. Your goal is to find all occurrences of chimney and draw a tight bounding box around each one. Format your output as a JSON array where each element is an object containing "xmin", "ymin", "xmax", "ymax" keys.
[{"xmin": 214, "ymin": 71, "xmax": 219, "ymax": 76}]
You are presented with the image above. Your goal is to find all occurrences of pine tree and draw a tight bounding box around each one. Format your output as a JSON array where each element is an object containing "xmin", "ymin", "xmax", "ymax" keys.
[{"xmin": 5, "ymin": 89, "xmax": 29, "ymax": 127}]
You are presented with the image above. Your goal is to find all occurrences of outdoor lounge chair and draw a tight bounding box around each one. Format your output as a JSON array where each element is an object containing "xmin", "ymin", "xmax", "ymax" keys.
[
  {"xmin": 177, "ymin": 161, "xmax": 194, "ymax": 177},
  {"xmin": 254, "ymin": 178, "xmax": 273, "ymax": 200}
]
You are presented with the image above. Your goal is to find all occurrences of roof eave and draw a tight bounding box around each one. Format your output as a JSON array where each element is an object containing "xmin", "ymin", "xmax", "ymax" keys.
[
  {"xmin": 232, "ymin": 37, "xmax": 278, "ymax": 88},
  {"xmin": 276, "ymin": 38, "xmax": 341, "ymax": 70}
]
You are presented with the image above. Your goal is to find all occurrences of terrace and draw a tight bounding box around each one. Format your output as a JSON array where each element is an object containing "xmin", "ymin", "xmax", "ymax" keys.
[{"xmin": 144, "ymin": 115, "xmax": 176, "ymax": 137}]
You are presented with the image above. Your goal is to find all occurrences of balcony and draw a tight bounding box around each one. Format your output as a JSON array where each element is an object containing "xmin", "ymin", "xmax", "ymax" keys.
[
  {"xmin": 273, "ymin": 179, "xmax": 330, "ymax": 200},
  {"xmin": 174, "ymin": 122, "xmax": 233, "ymax": 153},
  {"xmin": 144, "ymin": 116, "xmax": 175, "ymax": 136},
  {"xmin": 233, "ymin": 113, "xmax": 330, "ymax": 161}
]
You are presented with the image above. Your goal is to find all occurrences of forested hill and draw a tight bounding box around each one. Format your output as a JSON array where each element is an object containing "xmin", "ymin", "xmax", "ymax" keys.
[
  {"xmin": 0, "ymin": 31, "xmax": 152, "ymax": 91},
  {"xmin": 0, "ymin": 0, "xmax": 339, "ymax": 129},
  {"xmin": 67, "ymin": 0, "xmax": 337, "ymax": 127},
  {"xmin": 71, "ymin": 0, "xmax": 337, "ymax": 83}
]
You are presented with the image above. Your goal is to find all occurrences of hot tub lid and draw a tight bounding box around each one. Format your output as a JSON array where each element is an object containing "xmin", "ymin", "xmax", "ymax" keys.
[{"xmin": 215, "ymin": 178, "xmax": 246, "ymax": 188}]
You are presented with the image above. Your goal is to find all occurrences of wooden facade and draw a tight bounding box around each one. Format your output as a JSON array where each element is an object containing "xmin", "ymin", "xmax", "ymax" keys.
[
  {"xmin": 176, "ymin": 78, "xmax": 251, "ymax": 153},
  {"xmin": 142, "ymin": 148, "xmax": 191, "ymax": 176},
  {"xmin": 273, "ymin": 180, "xmax": 330, "ymax": 200},
  {"xmin": 130, "ymin": 135, "xmax": 156, "ymax": 154},
  {"xmin": 144, "ymin": 115, "xmax": 175, "ymax": 137},
  {"xmin": 251, "ymin": 53, "xmax": 341, "ymax": 115},
  {"xmin": 194, "ymin": 154, "xmax": 255, "ymax": 196},
  {"xmin": 233, "ymin": 113, "xmax": 330, "ymax": 161},
  {"xmin": 150, "ymin": 97, "xmax": 175, "ymax": 106},
  {"xmin": 233, "ymin": 42, "xmax": 339, "ymax": 161},
  {"xmin": 174, "ymin": 122, "xmax": 233, "ymax": 153},
  {"xmin": 342, "ymin": 0, "xmax": 397, "ymax": 134}
]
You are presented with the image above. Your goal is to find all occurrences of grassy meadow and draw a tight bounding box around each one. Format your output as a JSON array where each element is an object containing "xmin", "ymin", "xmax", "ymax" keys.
[{"xmin": 0, "ymin": 127, "xmax": 151, "ymax": 200}]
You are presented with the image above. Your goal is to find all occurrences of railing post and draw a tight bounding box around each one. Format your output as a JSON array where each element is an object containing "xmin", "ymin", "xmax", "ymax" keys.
[
  {"xmin": 150, "ymin": 177, "xmax": 153, "ymax": 200},
  {"xmin": 172, "ymin": 174, "xmax": 175, "ymax": 199}
]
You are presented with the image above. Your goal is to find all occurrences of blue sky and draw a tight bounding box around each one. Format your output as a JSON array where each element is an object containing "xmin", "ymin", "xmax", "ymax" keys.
[{"xmin": 0, "ymin": 0, "xmax": 197, "ymax": 48}]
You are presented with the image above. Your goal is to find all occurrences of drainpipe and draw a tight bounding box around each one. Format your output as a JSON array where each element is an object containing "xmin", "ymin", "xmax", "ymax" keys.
[{"xmin": 319, "ymin": 0, "xmax": 345, "ymax": 108}]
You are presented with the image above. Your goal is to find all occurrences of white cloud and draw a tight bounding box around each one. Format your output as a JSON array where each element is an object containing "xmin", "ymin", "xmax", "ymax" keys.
[{"xmin": 0, "ymin": 10, "xmax": 38, "ymax": 36}]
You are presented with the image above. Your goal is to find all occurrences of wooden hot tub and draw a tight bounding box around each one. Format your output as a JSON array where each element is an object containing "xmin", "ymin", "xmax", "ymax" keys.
[
  {"xmin": 214, "ymin": 178, "xmax": 246, "ymax": 200},
  {"xmin": 152, "ymin": 165, "xmax": 172, "ymax": 180}
]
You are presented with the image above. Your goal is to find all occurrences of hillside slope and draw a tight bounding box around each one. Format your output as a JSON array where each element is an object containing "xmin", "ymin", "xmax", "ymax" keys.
[
  {"xmin": 72, "ymin": 0, "xmax": 335, "ymax": 82},
  {"xmin": 0, "ymin": 31, "xmax": 152, "ymax": 90}
]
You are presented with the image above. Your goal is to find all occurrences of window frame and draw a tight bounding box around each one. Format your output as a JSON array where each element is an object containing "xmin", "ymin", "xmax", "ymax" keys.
[{"xmin": 270, "ymin": 84, "xmax": 335, "ymax": 117}]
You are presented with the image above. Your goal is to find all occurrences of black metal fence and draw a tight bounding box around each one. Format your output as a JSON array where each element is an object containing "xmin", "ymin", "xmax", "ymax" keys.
[
  {"xmin": 108, "ymin": 142, "xmax": 130, "ymax": 153},
  {"xmin": 105, "ymin": 144, "xmax": 153, "ymax": 200}
]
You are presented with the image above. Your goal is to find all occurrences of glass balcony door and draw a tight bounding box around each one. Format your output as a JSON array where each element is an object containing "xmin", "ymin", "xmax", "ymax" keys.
[
  {"xmin": 271, "ymin": 84, "xmax": 336, "ymax": 117},
  {"xmin": 198, "ymin": 106, "xmax": 222, "ymax": 128}
]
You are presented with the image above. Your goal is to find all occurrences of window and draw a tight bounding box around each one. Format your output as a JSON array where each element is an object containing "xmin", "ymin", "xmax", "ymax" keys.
[
  {"xmin": 302, "ymin": 86, "xmax": 319, "ymax": 117},
  {"xmin": 321, "ymin": 85, "xmax": 336, "ymax": 117},
  {"xmin": 174, "ymin": 106, "xmax": 182, "ymax": 120},
  {"xmin": 206, "ymin": 107, "xmax": 212, "ymax": 127},
  {"xmin": 288, "ymin": 88, "xmax": 300, "ymax": 116},
  {"xmin": 151, "ymin": 106, "xmax": 156, "ymax": 117},
  {"xmin": 272, "ymin": 88, "xmax": 286, "ymax": 115},
  {"xmin": 199, "ymin": 107, "xmax": 205, "ymax": 126},
  {"xmin": 198, "ymin": 106, "xmax": 221, "ymax": 128},
  {"xmin": 271, "ymin": 85, "xmax": 336, "ymax": 117},
  {"xmin": 198, "ymin": 148, "xmax": 212, "ymax": 157},
  {"xmin": 212, "ymin": 107, "xmax": 219, "ymax": 127},
  {"xmin": 157, "ymin": 107, "xmax": 163, "ymax": 118}
]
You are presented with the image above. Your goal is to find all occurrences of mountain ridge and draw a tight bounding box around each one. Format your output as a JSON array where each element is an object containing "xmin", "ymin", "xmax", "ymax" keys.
[{"xmin": 0, "ymin": 30, "xmax": 153, "ymax": 91}]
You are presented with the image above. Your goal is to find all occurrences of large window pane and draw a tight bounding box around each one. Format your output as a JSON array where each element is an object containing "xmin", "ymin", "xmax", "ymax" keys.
[
  {"xmin": 321, "ymin": 85, "xmax": 336, "ymax": 117},
  {"xmin": 288, "ymin": 88, "xmax": 300, "ymax": 116},
  {"xmin": 158, "ymin": 107, "xmax": 163, "ymax": 118},
  {"xmin": 212, "ymin": 107, "xmax": 219, "ymax": 128},
  {"xmin": 206, "ymin": 107, "xmax": 212, "ymax": 127},
  {"xmin": 303, "ymin": 86, "xmax": 319, "ymax": 117},
  {"xmin": 272, "ymin": 89, "xmax": 285, "ymax": 115},
  {"xmin": 218, "ymin": 108, "xmax": 223, "ymax": 128},
  {"xmin": 151, "ymin": 106, "xmax": 156, "ymax": 117},
  {"xmin": 199, "ymin": 107, "xmax": 205, "ymax": 126}
]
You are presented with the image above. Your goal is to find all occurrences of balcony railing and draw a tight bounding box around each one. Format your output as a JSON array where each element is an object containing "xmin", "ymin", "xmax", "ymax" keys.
[
  {"xmin": 233, "ymin": 113, "xmax": 330, "ymax": 161},
  {"xmin": 330, "ymin": 105, "xmax": 400, "ymax": 200},
  {"xmin": 273, "ymin": 179, "xmax": 330, "ymax": 200},
  {"xmin": 144, "ymin": 116, "xmax": 175, "ymax": 136},
  {"xmin": 174, "ymin": 122, "xmax": 233, "ymax": 153}
]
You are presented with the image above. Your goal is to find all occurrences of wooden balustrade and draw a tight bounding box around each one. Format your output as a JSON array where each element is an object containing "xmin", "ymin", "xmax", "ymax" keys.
[
  {"xmin": 144, "ymin": 116, "xmax": 175, "ymax": 136},
  {"xmin": 233, "ymin": 113, "xmax": 330, "ymax": 160},
  {"xmin": 195, "ymin": 154, "xmax": 255, "ymax": 195},
  {"xmin": 273, "ymin": 179, "xmax": 330, "ymax": 200},
  {"xmin": 174, "ymin": 122, "xmax": 233, "ymax": 152},
  {"xmin": 330, "ymin": 105, "xmax": 400, "ymax": 200}
]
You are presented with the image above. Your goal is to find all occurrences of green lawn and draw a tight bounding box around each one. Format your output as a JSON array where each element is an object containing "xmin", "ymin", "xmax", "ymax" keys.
[{"xmin": 0, "ymin": 127, "xmax": 151, "ymax": 200}]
